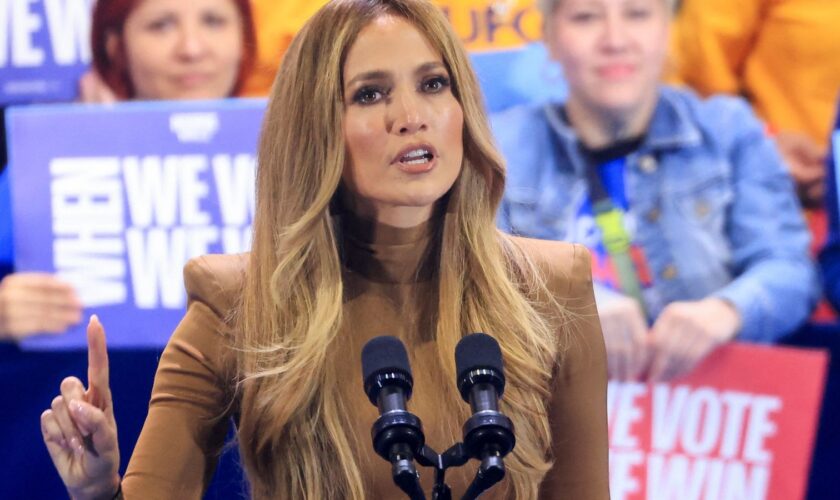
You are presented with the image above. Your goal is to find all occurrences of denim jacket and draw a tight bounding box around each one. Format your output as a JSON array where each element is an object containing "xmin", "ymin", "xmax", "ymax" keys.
[{"xmin": 492, "ymin": 85, "xmax": 818, "ymax": 342}]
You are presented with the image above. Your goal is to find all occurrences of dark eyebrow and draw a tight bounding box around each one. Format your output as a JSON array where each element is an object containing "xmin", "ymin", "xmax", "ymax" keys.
[
  {"xmin": 415, "ymin": 61, "xmax": 447, "ymax": 75},
  {"xmin": 345, "ymin": 70, "xmax": 389, "ymax": 89},
  {"xmin": 345, "ymin": 61, "xmax": 447, "ymax": 89}
]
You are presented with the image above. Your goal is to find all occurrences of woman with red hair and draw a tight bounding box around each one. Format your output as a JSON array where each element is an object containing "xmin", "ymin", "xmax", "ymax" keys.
[
  {"xmin": 81, "ymin": 0, "xmax": 256, "ymax": 101},
  {"xmin": 0, "ymin": 0, "xmax": 257, "ymax": 342}
]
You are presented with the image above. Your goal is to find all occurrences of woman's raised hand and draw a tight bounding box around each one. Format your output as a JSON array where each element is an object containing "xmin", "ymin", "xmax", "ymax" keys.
[{"xmin": 41, "ymin": 315, "xmax": 121, "ymax": 500}]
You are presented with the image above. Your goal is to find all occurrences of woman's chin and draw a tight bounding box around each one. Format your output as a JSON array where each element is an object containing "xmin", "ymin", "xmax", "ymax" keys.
[{"xmin": 592, "ymin": 87, "xmax": 657, "ymax": 117}]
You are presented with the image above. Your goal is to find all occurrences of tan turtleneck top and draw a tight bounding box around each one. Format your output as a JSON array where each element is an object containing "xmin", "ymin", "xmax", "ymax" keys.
[{"xmin": 122, "ymin": 217, "xmax": 609, "ymax": 499}]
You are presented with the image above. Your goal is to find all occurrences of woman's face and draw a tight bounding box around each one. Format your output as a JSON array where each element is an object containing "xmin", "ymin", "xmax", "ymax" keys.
[
  {"xmin": 118, "ymin": 0, "xmax": 243, "ymax": 100},
  {"xmin": 341, "ymin": 15, "xmax": 464, "ymax": 226},
  {"xmin": 546, "ymin": 0, "xmax": 669, "ymax": 115}
]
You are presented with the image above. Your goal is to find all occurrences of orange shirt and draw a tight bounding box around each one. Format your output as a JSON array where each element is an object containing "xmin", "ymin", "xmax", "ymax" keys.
[
  {"xmin": 671, "ymin": 0, "xmax": 840, "ymax": 144},
  {"xmin": 239, "ymin": 1, "xmax": 326, "ymax": 97},
  {"xmin": 241, "ymin": 0, "xmax": 543, "ymax": 97}
]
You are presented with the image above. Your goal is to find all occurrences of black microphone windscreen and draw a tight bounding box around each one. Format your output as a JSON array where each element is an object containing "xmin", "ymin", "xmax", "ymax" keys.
[
  {"xmin": 361, "ymin": 335, "xmax": 412, "ymax": 382},
  {"xmin": 455, "ymin": 333, "xmax": 504, "ymax": 382}
]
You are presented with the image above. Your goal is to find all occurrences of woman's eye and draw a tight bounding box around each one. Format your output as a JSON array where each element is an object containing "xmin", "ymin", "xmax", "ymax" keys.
[
  {"xmin": 203, "ymin": 12, "xmax": 230, "ymax": 28},
  {"xmin": 421, "ymin": 76, "xmax": 450, "ymax": 94},
  {"xmin": 569, "ymin": 11, "xmax": 599, "ymax": 23},
  {"xmin": 147, "ymin": 16, "xmax": 176, "ymax": 32},
  {"xmin": 626, "ymin": 8, "xmax": 652, "ymax": 20},
  {"xmin": 353, "ymin": 87, "xmax": 385, "ymax": 105}
]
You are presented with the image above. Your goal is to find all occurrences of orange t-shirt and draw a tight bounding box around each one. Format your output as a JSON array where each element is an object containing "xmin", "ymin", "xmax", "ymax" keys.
[
  {"xmin": 671, "ymin": 0, "xmax": 840, "ymax": 144},
  {"xmin": 241, "ymin": 0, "xmax": 544, "ymax": 97}
]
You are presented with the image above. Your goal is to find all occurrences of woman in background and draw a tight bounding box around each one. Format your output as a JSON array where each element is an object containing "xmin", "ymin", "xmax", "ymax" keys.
[
  {"xmin": 80, "ymin": 0, "xmax": 256, "ymax": 101},
  {"xmin": 1, "ymin": 1, "xmax": 258, "ymax": 497},
  {"xmin": 0, "ymin": 0, "xmax": 257, "ymax": 342},
  {"xmin": 671, "ymin": 0, "xmax": 840, "ymax": 210},
  {"xmin": 41, "ymin": 0, "xmax": 609, "ymax": 498},
  {"xmin": 494, "ymin": 0, "xmax": 817, "ymax": 381}
]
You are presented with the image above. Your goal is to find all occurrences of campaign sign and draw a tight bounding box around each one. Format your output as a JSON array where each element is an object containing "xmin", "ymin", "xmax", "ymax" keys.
[
  {"xmin": 608, "ymin": 343, "xmax": 827, "ymax": 500},
  {"xmin": 6, "ymin": 99, "xmax": 265, "ymax": 349},
  {"xmin": 0, "ymin": 0, "xmax": 94, "ymax": 104}
]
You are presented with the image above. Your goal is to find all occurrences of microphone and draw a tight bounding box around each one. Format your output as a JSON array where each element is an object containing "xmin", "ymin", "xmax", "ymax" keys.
[
  {"xmin": 455, "ymin": 333, "xmax": 515, "ymax": 499},
  {"xmin": 362, "ymin": 336, "xmax": 426, "ymax": 500}
]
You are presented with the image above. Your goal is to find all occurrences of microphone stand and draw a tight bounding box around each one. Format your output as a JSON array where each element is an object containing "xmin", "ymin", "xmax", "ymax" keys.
[
  {"xmin": 411, "ymin": 442, "xmax": 505, "ymax": 500},
  {"xmin": 389, "ymin": 442, "xmax": 427, "ymax": 500},
  {"xmin": 461, "ymin": 452, "xmax": 506, "ymax": 500},
  {"xmin": 365, "ymin": 334, "xmax": 512, "ymax": 499}
]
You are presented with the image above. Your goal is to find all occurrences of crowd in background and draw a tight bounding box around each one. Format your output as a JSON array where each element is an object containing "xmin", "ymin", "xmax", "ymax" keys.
[
  {"xmin": 0, "ymin": 0, "xmax": 839, "ymax": 497},
  {"xmin": 3, "ymin": 0, "xmax": 837, "ymax": 368}
]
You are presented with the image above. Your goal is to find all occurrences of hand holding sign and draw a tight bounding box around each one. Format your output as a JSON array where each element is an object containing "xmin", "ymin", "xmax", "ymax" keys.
[
  {"xmin": 598, "ymin": 293, "xmax": 650, "ymax": 381},
  {"xmin": 9, "ymin": 100, "xmax": 263, "ymax": 349},
  {"xmin": 40, "ymin": 316, "xmax": 121, "ymax": 500},
  {"xmin": 0, "ymin": 272, "xmax": 82, "ymax": 340},
  {"xmin": 78, "ymin": 71, "xmax": 117, "ymax": 104},
  {"xmin": 607, "ymin": 344, "xmax": 827, "ymax": 500},
  {"xmin": 647, "ymin": 298, "xmax": 742, "ymax": 382}
]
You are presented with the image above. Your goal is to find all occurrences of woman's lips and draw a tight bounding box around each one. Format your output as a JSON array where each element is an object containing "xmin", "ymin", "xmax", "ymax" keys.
[
  {"xmin": 396, "ymin": 156, "xmax": 437, "ymax": 174},
  {"xmin": 173, "ymin": 73, "xmax": 213, "ymax": 88},
  {"xmin": 596, "ymin": 64, "xmax": 636, "ymax": 80},
  {"xmin": 392, "ymin": 144, "xmax": 438, "ymax": 174}
]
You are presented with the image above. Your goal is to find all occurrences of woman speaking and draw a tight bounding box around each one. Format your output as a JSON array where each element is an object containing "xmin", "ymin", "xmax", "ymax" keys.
[{"xmin": 40, "ymin": 1, "xmax": 609, "ymax": 498}]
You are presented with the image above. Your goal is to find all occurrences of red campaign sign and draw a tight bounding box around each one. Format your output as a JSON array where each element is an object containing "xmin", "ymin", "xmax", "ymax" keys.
[{"xmin": 607, "ymin": 343, "xmax": 828, "ymax": 500}]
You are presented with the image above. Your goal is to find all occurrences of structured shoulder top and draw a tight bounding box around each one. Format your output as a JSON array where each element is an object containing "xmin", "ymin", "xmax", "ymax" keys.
[{"xmin": 122, "ymin": 215, "xmax": 609, "ymax": 499}]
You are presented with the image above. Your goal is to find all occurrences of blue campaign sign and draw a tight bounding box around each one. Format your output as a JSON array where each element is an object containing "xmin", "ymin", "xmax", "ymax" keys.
[
  {"xmin": 1, "ymin": 0, "xmax": 94, "ymax": 104},
  {"xmin": 6, "ymin": 98, "xmax": 265, "ymax": 349}
]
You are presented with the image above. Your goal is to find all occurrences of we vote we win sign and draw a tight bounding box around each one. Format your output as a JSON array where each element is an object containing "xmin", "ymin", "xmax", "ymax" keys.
[
  {"xmin": 0, "ymin": 0, "xmax": 94, "ymax": 104},
  {"xmin": 608, "ymin": 344, "xmax": 826, "ymax": 500},
  {"xmin": 6, "ymin": 99, "xmax": 265, "ymax": 348}
]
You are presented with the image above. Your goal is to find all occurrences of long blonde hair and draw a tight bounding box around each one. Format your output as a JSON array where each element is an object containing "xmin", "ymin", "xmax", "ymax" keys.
[{"xmin": 237, "ymin": 1, "xmax": 564, "ymax": 498}]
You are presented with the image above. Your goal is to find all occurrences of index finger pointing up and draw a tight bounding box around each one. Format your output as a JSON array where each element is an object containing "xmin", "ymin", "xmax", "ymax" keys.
[{"xmin": 86, "ymin": 315, "xmax": 111, "ymax": 410}]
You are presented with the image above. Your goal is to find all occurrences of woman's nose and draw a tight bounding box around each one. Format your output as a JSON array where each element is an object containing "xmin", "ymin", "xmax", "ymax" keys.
[
  {"xmin": 388, "ymin": 91, "xmax": 428, "ymax": 135},
  {"xmin": 175, "ymin": 25, "xmax": 209, "ymax": 60},
  {"xmin": 602, "ymin": 13, "xmax": 630, "ymax": 51}
]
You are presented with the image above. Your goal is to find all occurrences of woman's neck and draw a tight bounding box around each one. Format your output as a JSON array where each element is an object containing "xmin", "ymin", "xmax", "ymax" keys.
[
  {"xmin": 565, "ymin": 92, "xmax": 657, "ymax": 149},
  {"xmin": 337, "ymin": 186, "xmax": 437, "ymax": 229},
  {"xmin": 346, "ymin": 202, "xmax": 434, "ymax": 229}
]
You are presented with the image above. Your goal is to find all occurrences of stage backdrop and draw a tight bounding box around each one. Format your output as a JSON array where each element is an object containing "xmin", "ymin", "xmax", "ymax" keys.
[
  {"xmin": 6, "ymin": 99, "xmax": 264, "ymax": 348},
  {"xmin": 607, "ymin": 343, "xmax": 827, "ymax": 500},
  {"xmin": 0, "ymin": 0, "xmax": 94, "ymax": 104}
]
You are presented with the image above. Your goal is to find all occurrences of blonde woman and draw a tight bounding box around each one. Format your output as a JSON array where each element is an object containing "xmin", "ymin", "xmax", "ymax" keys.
[
  {"xmin": 40, "ymin": 0, "xmax": 609, "ymax": 498},
  {"xmin": 495, "ymin": 0, "xmax": 815, "ymax": 382}
]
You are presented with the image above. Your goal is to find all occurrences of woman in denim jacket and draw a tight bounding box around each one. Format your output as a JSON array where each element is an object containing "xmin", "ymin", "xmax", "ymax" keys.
[{"xmin": 493, "ymin": 0, "xmax": 818, "ymax": 381}]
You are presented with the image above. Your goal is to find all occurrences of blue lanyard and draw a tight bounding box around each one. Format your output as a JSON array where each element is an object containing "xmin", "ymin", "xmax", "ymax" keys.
[{"xmin": 583, "ymin": 157, "xmax": 647, "ymax": 315}]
